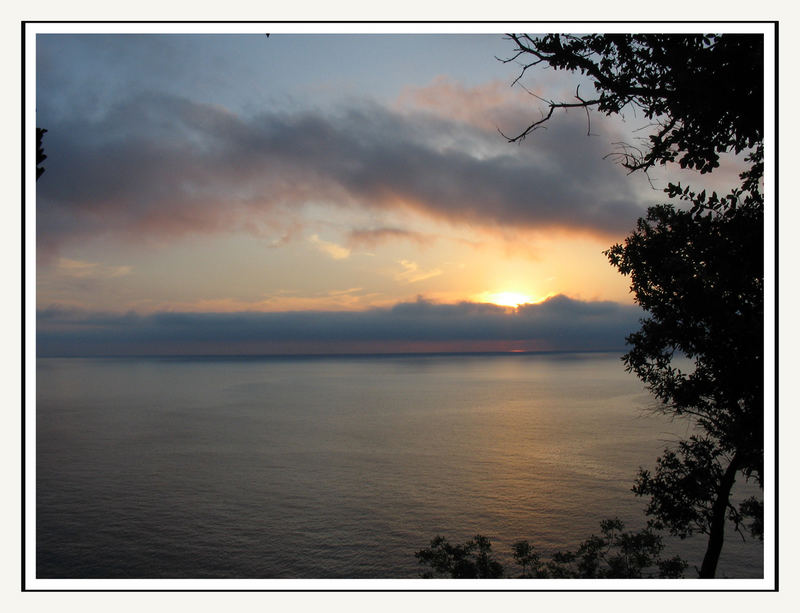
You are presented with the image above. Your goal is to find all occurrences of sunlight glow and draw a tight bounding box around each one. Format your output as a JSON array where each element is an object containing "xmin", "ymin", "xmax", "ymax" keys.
[{"xmin": 482, "ymin": 291, "xmax": 534, "ymax": 308}]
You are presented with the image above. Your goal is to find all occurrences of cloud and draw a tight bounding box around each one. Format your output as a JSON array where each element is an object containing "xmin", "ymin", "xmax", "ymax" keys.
[
  {"xmin": 396, "ymin": 76, "xmax": 553, "ymax": 136},
  {"xmin": 309, "ymin": 234, "xmax": 351, "ymax": 260},
  {"xmin": 57, "ymin": 258, "xmax": 132, "ymax": 278},
  {"xmin": 37, "ymin": 90, "xmax": 646, "ymax": 256},
  {"xmin": 394, "ymin": 260, "xmax": 443, "ymax": 284},
  {"xmin": 36, "ymin": 294, "xmax": 642, "ymax": 356},
  {"xmin": 346, "ymin": 227, "xmax": 433, "ymax": 249},
  {"xmin": 144, "ymin": 287, "xmax": 373, "ymax": 313}
]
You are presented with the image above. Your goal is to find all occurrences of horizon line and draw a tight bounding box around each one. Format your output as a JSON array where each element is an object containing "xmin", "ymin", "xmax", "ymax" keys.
[{"xmin": 36, "ymin": 348, "xmax": 627, "ymax": 360}]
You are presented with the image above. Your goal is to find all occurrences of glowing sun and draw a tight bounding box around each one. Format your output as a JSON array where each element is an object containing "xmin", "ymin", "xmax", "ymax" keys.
[{"xmin": 483, "ymin": 291, "xmax": 534, "ymax": 308}]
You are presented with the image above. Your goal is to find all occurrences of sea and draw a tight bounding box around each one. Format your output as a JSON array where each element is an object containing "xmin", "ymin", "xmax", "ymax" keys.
[{"xmin": 35, "ymin": 352, "xmax": 764, "ymax": 579}]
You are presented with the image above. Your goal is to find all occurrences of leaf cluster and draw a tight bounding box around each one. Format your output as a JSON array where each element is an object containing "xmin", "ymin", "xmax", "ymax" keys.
[
  {"xmin": 535, "ymin": 518, "xmax": 686, "ymax": 579},
  {"xmin": 414, "ymin": 534, "xmax": 503, "ymax": 578},
  {"xmin": 633, "ymin": 434, "xmax": 763, "ymax": 546},
  {"xmin": 633, "ymin": 436, "xmax": 727, "ymax": 538}
]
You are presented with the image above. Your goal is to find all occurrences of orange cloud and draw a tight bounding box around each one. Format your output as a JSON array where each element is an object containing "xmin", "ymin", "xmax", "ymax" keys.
[
  {"xmin": 57, "ymin": 258, "xmax": 132, "ymax": 278},
  {"xmin": 396, "ymin": 76, "xmax": 536, "ymax": 134},
  {"xmin": 394, "ymin": 260, "xmax": 443, "ymax": 284},
  {"xmin": 309, "ymin": 234, "xmax": 351, "ymax": 260}
]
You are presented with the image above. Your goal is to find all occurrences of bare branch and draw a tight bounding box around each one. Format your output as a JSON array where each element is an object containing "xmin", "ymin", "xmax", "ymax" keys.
[
  {"xmin": 503, "ymin": 97, "xmax": 602, "ymax": 144},
  {"xmin": 574, "ymin": 84, "xmax": 595, "ymax": 136}
]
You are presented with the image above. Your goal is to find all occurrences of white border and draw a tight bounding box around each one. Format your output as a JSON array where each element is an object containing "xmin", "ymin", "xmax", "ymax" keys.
[
  {"xmin": 24, "ymin": 23, "xmax": 38, "ymax": 593},
  {"xmin": 760, "ymin": 23, "xmax": 776, "ymax": 589},
  {"xmin": 23, "ymin": 21, "xmax": 777, "ymax": 592},
  {"xmin": 28, "ymin": 21, "xmax": 773, "ymax": 35}
]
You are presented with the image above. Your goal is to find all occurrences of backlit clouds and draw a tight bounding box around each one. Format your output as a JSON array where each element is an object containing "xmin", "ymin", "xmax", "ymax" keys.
[
  {"xmin": 37, "ymin": 87, "xmax": 645, "ymax": 256},
  {"xmin": 394, "ymin": 260, "xmax": 443, "ymax": 284},
  {"xmin": 397, "ymin": 76, "xmax": 559, "ymax": 138},
  {"xmin": 309, "ymin": 234, "xmax": 351, "ymax": 260},
  {"xmin": 37, "ymin": 294, "xmax": 642, "ymax": 356},
  {"xmin": 346, "ymin": 227, "xmax": 433, "ymax": 249},
  {"xmin": 150, "ymin": 286, "xmax": 373, "ymax": 313}
]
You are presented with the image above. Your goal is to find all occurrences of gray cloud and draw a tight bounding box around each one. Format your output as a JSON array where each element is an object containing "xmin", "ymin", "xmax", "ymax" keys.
[
  {"xmin": 37, "ymin": 92, "xmax": 645, "ymax": 255},
  {"xmin": 37, "ymin": 294, "xmax": 642, "ymax": 356},
  {"xmin": 346, "ymin": 227, "xmax": 433, "ymax": 248}
]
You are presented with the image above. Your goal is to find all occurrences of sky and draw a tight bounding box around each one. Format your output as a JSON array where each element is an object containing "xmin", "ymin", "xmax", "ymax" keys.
[{"xmin": 34, "ymin": 32, "xmax": 752, "ymax": 355}]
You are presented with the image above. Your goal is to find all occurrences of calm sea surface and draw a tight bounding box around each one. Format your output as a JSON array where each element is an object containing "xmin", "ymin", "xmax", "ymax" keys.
[{"xmin": 36, "ymin": 353, "xmax": 763, "ymax": 578}]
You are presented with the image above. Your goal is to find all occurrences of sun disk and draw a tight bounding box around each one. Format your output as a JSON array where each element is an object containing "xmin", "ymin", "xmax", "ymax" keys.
[{"xmin": 484, "ymin": 291, "xmax": 534, "ymax": 308}]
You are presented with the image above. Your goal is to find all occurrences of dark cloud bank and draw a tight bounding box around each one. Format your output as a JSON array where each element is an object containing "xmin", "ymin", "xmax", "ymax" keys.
[
  {"xmin": 37, "ymin": 92, "xmax": 645, "ymax": 255},
  {"xmin": 37, "ymin": 295, "xmax": 642, "ymax": 356}
]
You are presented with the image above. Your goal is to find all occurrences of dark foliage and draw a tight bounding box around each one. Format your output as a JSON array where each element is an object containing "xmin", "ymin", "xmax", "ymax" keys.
[
  {"xmin": 37, "ymin": 127, "xmax": 47, "ymax": 180},
  {"xmin": 540, "ymin": 518, "xmax": 686, "ymax": 579},
  {"xmin": 503, "ymin": 34, "xmax": 763, "ymax": 174},
  {"xmin": 633, "ymin": 436, "xmax": 730, "ymax": 539},
  {"xmin": 416, "ymin": 520, "xmax": 687, "ymax": 579},
  {"xmin": 607, "ymin": 155, "xmax": 763, "ymax": 479},
  {"xmin": 737, "ymin": 497, "xmax": 764, "ymax": 541},
  {"xmin": 414, "ymin": 534, "xmax": 503, "ymax": 578},
  {"xmin": 511, "ymin": 540, "xmax": 544, "ymax": 578},
  {"xmin": 606, "ymin": 151, "xmax": 763, "ymax": 577}
]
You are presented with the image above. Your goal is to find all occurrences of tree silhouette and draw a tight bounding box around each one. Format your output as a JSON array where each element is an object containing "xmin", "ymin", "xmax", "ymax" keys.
[
  {"xmin": 502, "ymin": 34, "xmax": 763, "ymax": 175},
  {"xmin": 414, "ymin": 534, "xmax": 504, "ymax": 578},
  {"xmin": 511, "ymin": 540, "xmax": 543, "ymax": 577},
  {"xmin": 505, "ymin": 33, "xmax": 765, "ymax": 577},
  {"xmin": 416, "ymin": 520, "xmax": 687, "ymax": 579},
  {"xmin": 540, "ymin": 518, "xmax": 687, "ymax": 578},
  {"xmin": 607, "ymin": 157, "xmax": 763, "ymax": 577}
]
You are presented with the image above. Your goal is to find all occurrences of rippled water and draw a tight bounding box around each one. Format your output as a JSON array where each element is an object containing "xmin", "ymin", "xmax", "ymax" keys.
[{"xmin": 35, "ymin": 353, "xmax": 763, "ymax": 578}]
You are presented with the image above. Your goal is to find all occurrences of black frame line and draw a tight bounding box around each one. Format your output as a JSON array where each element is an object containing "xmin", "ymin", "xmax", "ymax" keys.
[{"xmin": 20, "ymin": 18, "xmax": 27, "ymax": 595}]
